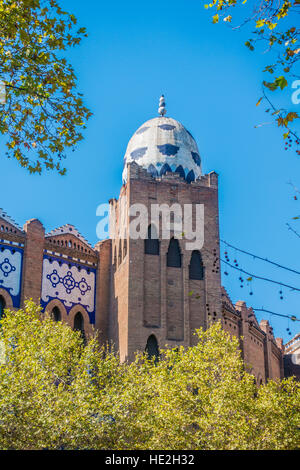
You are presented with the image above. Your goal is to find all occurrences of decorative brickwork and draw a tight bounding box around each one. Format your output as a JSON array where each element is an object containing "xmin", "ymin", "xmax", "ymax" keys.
[
  {"xmin": 221, "ymin": 291, "xmax": 283, "ymax": 383},
  {"xmin": 107, "ymin": 163, "xmax": 222, "ymax": 362},
  {"xmin": 0, "ymin": 243, "xmax": 23, "ymax": 308},
  {"xmin": 0, "ymin": 108, "xmax": 285, "ymax": 381},
  {"xmin": 41, "ymin": 255, "xmax": 96, "ymax": 324}
]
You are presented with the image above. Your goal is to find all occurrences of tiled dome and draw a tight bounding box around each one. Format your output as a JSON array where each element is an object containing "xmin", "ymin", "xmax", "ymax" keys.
[{"xmin": 122, "ymin": 103, "xmax": 201, "ymax": 184}]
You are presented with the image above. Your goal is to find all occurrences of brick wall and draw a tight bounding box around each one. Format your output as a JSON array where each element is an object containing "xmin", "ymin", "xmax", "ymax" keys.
[
  {"xmin": 1, "ymin": 170, "xmax": 284, "ymax": 379},
  {"xmin": 222, "ymin": 299, "xmax": 283, "ymax": 383},
  {"xmin": 22, "ymin": 219, "xmax": 45, "ymax": 304},
  {"xmin": 109, "ymin": 162, "xmax": 222, "ymax": 361}
]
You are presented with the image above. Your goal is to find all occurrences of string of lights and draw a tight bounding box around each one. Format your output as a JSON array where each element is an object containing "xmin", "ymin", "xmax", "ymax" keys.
[
  {"xmin": 182, "ymin": 235, "xmax": 300, "ymax": 329},
  {"xmin": 199, "ymin": 242, "xmax": 300, "ymax": 294},
  {"xmin": 220, "ymin": 239, "xmax": 300, "ymax": 276},
  {"xmin": 188, "ymin": 283, "xmax": 300, "ymax": 325},
  {"xmin": 286, "ymin": 223, "xmax": 300, "ymax": 239},
  {"xmin": 221, "ymin": 259, "xmax": 300, "ymax": 292},
  {"xmin": 197, "ymin": 245, "xmax": 299, "ymax": 331},
  {"xmin": 252, "ymin": 308, "xmax": 300, "ymax": 322}
]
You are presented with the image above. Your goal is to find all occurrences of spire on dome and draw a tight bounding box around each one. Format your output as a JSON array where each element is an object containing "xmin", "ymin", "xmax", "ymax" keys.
[{"xmin": 158, "ymin": 95, "xmax": 166, "ymax": 116}]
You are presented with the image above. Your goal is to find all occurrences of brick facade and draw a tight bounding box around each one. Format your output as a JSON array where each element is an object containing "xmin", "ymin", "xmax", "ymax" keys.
[
  {"xmin": 0, "ymin": 214, "xmax": 96, "ymax": 338},
  {"xmin": 0, "ymin": 164, "xmax": 284, "ymax": 382},
  {"xmin": 109, "ymin": 163, "xmax": 222, "ymax": 362},
  {"xmin": 222, "ymin": 289, "xmax": 283, "ymax": 383}
]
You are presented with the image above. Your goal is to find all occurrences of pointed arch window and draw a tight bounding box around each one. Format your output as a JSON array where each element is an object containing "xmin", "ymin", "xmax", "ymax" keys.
[
  {"xmin": 145, "ymin": 335, "xmax": 160, "ymax": 363},
  {"xmin": 0, "ymin": 296, "xmax": 5, "ymax": 321},
  {"xmin": 167, "ymin": 238, "xmax": 181, "ymax": 268},
  {"xmin": 123, "ymin": 238, "xmax": 127, "ymax": 258},
  {"xmin": 52, "ymin": 306, "xmax": 61, "ymax": 322},
  {"xmin": 118, "ymin": 240, "xmax": 122, "ymax": 266},
  {"xmin": 189, "ymin": 250, "xmax": 204, "ymax": 280},
  {"xmin": 145, "ymin": 224, "xmax": 159, "ymax": 255},
  {"xmin": 113, "ymin": 246, "xmax": 117, "ymax": 265},
  {"xmin": 74, "ymin": 312, "xmax": 85, "ymax": 342}
]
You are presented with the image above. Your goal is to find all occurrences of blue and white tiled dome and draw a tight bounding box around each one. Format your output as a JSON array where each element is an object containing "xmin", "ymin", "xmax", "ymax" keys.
[{"xmin": 122, "ymin": 97, "xmax": 201, "ymax": 184}]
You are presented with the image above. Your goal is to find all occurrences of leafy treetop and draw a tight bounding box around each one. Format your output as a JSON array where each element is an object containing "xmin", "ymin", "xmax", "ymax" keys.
[
  {"xmin": 0, "ymin": 0, "xmax": 92, "ymax": 175},
  {"xmin": 0, "ymin": 300, "xmax": 299, "ymax": 450},
  {"xmin": 204, "ymin": 0, "xmax": 300, "ymax": 151}
]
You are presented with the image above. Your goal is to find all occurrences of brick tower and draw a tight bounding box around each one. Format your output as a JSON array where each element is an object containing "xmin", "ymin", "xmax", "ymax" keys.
[
  {"xmin": 0, "ymin": 98, "xmax": 284, "ymax": 381},
  {"xmin": 109, "ymin": 97, "xmax": 222, "ymax": 362}
]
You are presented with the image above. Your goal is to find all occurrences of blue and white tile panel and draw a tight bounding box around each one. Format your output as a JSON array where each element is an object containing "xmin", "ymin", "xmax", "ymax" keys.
[
  {"xmin": 41, "ymin": 255, "xmax": 96, "ymax": 324},
  {"xmin": 0, "ymin": 244, "xmax": 23, "ymax": 307}
]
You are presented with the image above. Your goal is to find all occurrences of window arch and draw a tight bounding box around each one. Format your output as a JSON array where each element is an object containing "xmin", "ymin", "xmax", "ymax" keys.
[
  {"xmin": 123, "ymin": 237, "xmax": 127, "ymax": 259},
  {"xmin": 167, "ymin": 238, "xmax": 181, "ymax": 268},
  {"xmin": 145, "ymin": 224, "xmax": 159, "ymax": 255},
  {"xmin": 0, "ymin": 296, "xmax": 5, "ymax": 321},
  {"xmin": 189, "ymin": 250, "xmax": 204, "ymax": 280},
  {"xmin": 74, "ymin": 312, "xmax": 85, "ymax": 341},
  {"xmin": 52, "ymin": 306, "xmax": 61, "ymax": 322},
  {"xmin": 145, "ymin": 335, "xmax": 160, "ymax": 363},
  {"xmin": 118, "ymin": 240, "xmax": 122, "ymax": 266}
]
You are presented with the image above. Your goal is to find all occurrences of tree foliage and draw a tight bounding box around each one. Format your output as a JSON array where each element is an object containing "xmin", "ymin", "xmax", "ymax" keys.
[
  {"xmin": 0, "ymin": 0, "xmax": 92, "ymax": 174},
  {"xmin": 203, "ymin": 0, "xmax": 300, "ymax": 151},
  {"xmin": 0, "ymin": 301, "xmax": 299, "ymax": 450}
]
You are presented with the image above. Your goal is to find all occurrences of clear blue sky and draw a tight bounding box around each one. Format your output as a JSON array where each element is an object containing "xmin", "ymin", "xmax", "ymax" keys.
[{"xmin": 1, "ymin": 0, "xmax": 299, "ymax": 342}]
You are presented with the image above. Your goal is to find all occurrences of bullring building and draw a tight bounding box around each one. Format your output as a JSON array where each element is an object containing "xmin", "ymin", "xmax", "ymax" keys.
[{"xmin": 0, "ymin": 97, "xmax": 284, "ymax": 383}]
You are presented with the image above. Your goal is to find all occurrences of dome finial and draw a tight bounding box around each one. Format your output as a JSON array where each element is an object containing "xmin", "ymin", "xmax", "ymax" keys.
[{"xmin": 158, "ymin": 95, "xmax": 166, "ymax": 116}]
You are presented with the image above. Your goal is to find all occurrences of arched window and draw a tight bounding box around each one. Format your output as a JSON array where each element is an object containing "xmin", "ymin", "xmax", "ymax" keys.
[
  {"xmin": 0, "ymin": 296, "xmax": 6, "ymax": 321},
  {"xmin": 118, "ymin": 240, "xmax": 122, "ymax": 266},
  {"xmin": 52, "ymin": 306, "xmax": 61, "ymax": 322},
  {"xmin": 74, "ymin": 312, "xmax": 85, "ymax": 341},
  {"xmin": 145, "ymin": 224, "xmax": 159, "ymax": 255},
  {"xmin": 145, "ymin": 335, "xmax": 160, "ymax": 363},
  {"xmin": 123, "ymin": 238, "xmax": 127, "ymax": 258},
  {"xmin": 189, "ymin": 250, "xmax": 204, "ymax": 280},
  {"xmin": 167, "ymin": 238, "xmax": 181, "ymax": 268}
]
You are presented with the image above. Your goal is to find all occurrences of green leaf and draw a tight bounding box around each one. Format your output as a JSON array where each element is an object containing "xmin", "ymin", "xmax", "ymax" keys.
[
  {"xmin": 275, "ymin": 76, "xmax": 288, "ymax": 90},
  {"xmin": 256, "ymin": 20, "xmax": 265, "ymax": 28},
  {"xmin": 263, "ymin": 81, "xmax": 278, "ymax": 91}
]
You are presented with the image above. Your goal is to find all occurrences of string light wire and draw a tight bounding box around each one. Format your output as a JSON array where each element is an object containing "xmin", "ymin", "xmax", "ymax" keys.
[{"xmin": 220, "ymin": 239, "xmax": 300, "ymax": 276}]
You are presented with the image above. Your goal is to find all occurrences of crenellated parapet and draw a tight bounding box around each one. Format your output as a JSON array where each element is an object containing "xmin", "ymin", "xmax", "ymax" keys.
[
  {"xmin": 222, "ymin": 293, "xmax": 283, "ymax": 383},
  {"xmin": 0, "ymin": 209, "xmax": 101, "ymax": 338}
]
